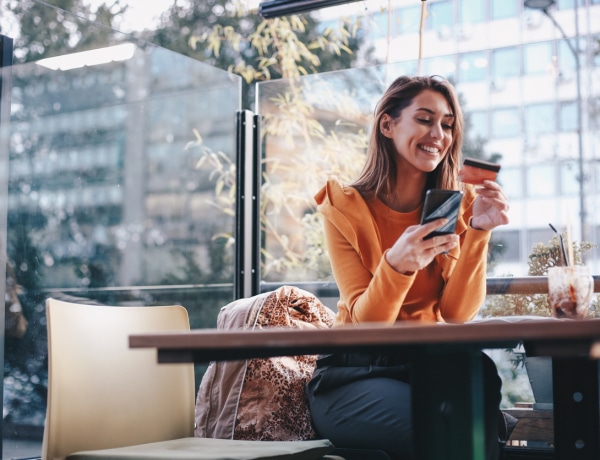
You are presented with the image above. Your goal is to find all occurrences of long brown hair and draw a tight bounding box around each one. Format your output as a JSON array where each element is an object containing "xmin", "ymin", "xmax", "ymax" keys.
[{"xmin": 352, "ymin": 75, "xmax": 463, "ymax": 199}]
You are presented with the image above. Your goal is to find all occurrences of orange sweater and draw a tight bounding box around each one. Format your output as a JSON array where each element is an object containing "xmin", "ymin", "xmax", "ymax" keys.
[{"xmin": 315, "ymin": 177, "xmax": 491, "ymax": 325}]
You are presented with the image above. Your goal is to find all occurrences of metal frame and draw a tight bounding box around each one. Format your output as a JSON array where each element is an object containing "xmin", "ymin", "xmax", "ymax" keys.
[
  {"xmin": 0, "ymin": 33, "xmax": 14, "ymax": 455},
  {"xmin": 234, "ymin": 110, "xmax": 261, "ymax": 299},
  {"xmin": 259, "ymin": 0, "xmax": 361, "ymax": 18}
]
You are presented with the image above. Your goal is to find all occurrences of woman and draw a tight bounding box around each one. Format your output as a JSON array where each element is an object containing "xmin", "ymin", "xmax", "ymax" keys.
[{"xmin": 306, "ymin": 75, "xmax": 511, "ymax": 460}]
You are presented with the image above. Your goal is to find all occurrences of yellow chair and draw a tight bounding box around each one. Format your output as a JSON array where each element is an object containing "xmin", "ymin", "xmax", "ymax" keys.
[{"xmin": 42, "ymin": 298, "xmax": 336, "ymax": 460}]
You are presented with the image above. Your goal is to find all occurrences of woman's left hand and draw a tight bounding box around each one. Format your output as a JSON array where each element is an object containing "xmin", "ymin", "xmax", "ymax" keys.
[{"xmin": 470, "ymin": 180, "xmax": 510, "ymax": 231}]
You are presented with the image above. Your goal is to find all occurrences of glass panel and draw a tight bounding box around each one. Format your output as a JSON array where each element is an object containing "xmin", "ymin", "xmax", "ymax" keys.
[
  {"xmin": 491, "ymin": 0, "xmax": 518, "ymax": 19},
  {"xmin": 1, "ymin": 2, "xmax": 241, "ymax": 457},
  {"xmin": 492, "ymin": 47, "xmax": 520, "ymax": 79},
  {"xmin": 490, "ymin": 230, "xmax": 520, "ymax": 262},
  {"xmin": 428, "ymin": 0, "xmax": 454, "ymax": 31},
  {"xmin": 459, "ymin": 0, "xmax": 486, "ymax": 23},
  {"xmin": 257, "ymin": 66, "xmax": 381, "ymax": 282},
  {"xmin": 523, "ymin": 41, "xmax": 553, "ymax": 75},
  {"xmin": 557, "ymin": 39, "xmax": 577, "ymax": 74},
  {"xmin": 559, "ymin": 101, "xmax": 578, "ymax": 132},
  {"xmin": 421, "ymin": 55, "xmax": 457, "ymax": 81},
  {"xmin": 527, "ymin": 227, "xmax": 555, "ymax": 250},
  {"xmin": 557, "ymin": 0, "xmax": 576, "ymax": 8},
  {"xmin": 491, "ymin": 107, "xmax": 521, "ymax": 138},
  {"xmin": 458, "ymin": 51, "xmax": 489, "ymax": 83},
  {"xmin": 498, "ymin": 166, "xmax": 523, "ymax": 198},
  {"xmin": 525, "ymin": 102, "xmax": 555, "ymax": 136},
  {"xmin": 560, "ymin": 161, "xmax": 580, "ymax": 195},
  {"xmin": 527, "ymin": 164, "xmax": 555, "ymax": 197},
  {"xmin": 397, "ymin": 5, "xmax": 422, "ymax": 35},
  {"xmin": 466, "ymin": 110, "xmax": 489, "ymax": 139},
  {"xmin": 556, "ymin": 0, "xmax": 586, "ymax": 8}
]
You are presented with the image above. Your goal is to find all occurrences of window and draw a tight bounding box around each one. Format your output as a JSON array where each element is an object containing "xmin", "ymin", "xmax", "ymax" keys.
[
  {"xmin": 526, "ymin": 164, "xmax": 555, "ymax": 197},
  {"xmin": 559, "ymin": 101, "xmax": 578, "ymax": 132},
  {"xmin": 397, "ymin": 5, "xmax": 422, "ymax": 34},
  {"xmin": 557, "ymin": 40, "xmax": 577, "ymax": 74},
  {"xmin": 556, "ymin": 0, "xmax": 586, "ymax": 9},
  {"xmin": 527, "ymin": 227, "xmax": 555, "ymax": 252},
  {"xmin": 369, "ymin": 12, "xmax": 391, "ymax": 40},
  {"xmin": 498, "ymin": 167, "xmax": 523, "ymax": 198},
  {"xmin": 491, "ymin": 47, "xmax": 520, "ymax": 79},
  {"xmin": 525, "ymin": 103, "xmax": 555, "ymax": 136},
  {"xmin": 466, "ymin": 110, "xmax": 489, "ymax": 139},
  {"xmin": 560, "ymin": 161, "xmax": 580, "ymax": 196},
  {"xmin": 491, "ymin": 107, "xmax": 520, "ymax": 138},
  {"xmin": 428, "ymin": 0, "xmax": 453, "ymax": 31},
  {"xmin": 458, "ymin": 51, "xmax": 488, "ymax": 83},
  {"xmin": 421, "ymin": 55, "xmax": 457, "ymax": 81},
  {"xmin": 491, "ymin": 0, "xmax": 518, "ymax": 19},
  {"xmin": 490, "ymin": 230, "xmax": 520, "ymax": 262},
  {"xmin": 459, "ymin": 0, "xmax": 486, "ymax": 24},
  {"xmin": 523, "ymin": 42, "xmax": 553, "ymax": 75}
]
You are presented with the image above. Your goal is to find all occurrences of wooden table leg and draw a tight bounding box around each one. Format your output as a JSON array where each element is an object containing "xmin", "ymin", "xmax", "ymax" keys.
[
  {"xmin": 411, "ymin": 349, "xmax": 485, "ymax": 460},
  {"xmin": 552, "ymin": 358, "xmax": 600, "ymax": 460}
]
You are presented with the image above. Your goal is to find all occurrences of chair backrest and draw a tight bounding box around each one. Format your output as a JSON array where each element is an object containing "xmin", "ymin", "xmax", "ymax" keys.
[{"xmin": 42, "ymin": 298, "xmax": 195, "ymax": 460}]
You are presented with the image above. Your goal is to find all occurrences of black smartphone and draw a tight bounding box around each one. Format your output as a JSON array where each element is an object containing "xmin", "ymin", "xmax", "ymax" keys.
[{"xmin": 420, "ymin": 190, "xmax": 463, "ymax": 239}]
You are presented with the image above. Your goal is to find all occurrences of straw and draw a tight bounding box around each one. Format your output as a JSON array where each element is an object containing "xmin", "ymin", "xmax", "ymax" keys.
[
  {"xmin": 549, "ymin": 223, "xmax": 569, "ymax": 266},
  {"xmin": 565, "ymin": 224, "xmax": 575, "ymax": 267}
]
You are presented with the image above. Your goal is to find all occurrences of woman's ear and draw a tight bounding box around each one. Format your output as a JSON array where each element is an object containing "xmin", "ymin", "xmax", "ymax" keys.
[{"xmin": 380, "ymin": 114, "xmax": 393, "ymax": 139}]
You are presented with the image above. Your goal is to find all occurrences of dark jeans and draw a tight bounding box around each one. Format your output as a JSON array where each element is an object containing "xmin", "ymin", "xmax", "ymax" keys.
[{"xmin": 306, "ymin": 352, "xmax": 503, "ymax": 460}]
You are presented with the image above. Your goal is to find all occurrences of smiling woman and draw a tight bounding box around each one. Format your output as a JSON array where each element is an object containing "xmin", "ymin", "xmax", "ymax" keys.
[{"xmin": 306, "ymin": 74, "xmax": 512, "ymax": 460}]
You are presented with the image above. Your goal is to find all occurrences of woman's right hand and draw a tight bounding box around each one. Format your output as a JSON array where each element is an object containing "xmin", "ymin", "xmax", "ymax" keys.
[{"xmin": 385, "ymin": 218, "xmax": 459, "ymax": 274}]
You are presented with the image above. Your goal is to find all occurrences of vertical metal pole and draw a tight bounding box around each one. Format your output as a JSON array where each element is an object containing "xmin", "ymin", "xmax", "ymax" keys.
[
  {"xmin": 540, "ymin": 5, "xmax": 585, "ymax": 242},
  {"xmin": 0, "ymin": 33, "xmax": 14, "ymax": 457},
  {"xmin": 234, "ymin": 110, "xmax": 261, "ymax": 300},
  {"xmin": 573, "ymin": 1, "xmax": 586, "ymax": 244}
]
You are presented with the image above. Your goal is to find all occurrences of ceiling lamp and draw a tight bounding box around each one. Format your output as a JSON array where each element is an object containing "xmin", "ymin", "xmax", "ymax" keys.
[{"xmin": 259, "ymin": 0, "xmax": 361, "ymax": 18}]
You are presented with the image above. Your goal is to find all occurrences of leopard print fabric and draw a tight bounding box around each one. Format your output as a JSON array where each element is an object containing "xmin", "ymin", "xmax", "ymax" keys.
[{"xmin": 233, "ymin": 286, "xmax": 335, "ymax": 441}]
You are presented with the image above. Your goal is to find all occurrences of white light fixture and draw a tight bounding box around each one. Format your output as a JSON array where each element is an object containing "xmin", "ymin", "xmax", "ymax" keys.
[
  {"xmin": 259, "ymin": 0, "xmax": 360, "ymax": 18},
  {"xmin": 523, "ymin": 0, "xmax": 556, "ymax": 10},
  {"xmin": 36, "ymin": 43, "xmax": 136, "ymax": 71}
]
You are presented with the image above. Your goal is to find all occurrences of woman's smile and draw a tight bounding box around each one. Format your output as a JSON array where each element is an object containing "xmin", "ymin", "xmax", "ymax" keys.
[{"xmin": 380, "ymin": 89, "xmax": 454, "ymax": 174}]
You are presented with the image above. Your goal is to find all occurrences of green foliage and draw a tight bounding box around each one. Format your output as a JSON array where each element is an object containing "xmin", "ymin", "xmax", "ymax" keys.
[
  {"xmin": 481, "ymin": 235, "xmax": 598, "ymax": 318},
  {"xmin": 175, "ymin": 4, "xmax": 368, "ymax": 281},
  {"xmin": 145, "ymin": 0, "xmax": 369, "ymax": 108}
]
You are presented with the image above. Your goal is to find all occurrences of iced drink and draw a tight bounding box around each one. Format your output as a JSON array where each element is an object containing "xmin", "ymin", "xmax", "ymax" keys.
[{"xmin": 547, "ymin": 266, "xmax": 594, "ymax": 319}]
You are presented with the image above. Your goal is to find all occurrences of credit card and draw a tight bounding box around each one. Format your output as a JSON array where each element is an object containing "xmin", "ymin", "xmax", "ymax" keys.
[{"xmin": 458, "ymin": 157, "xmax": 501, "ymax": 185}]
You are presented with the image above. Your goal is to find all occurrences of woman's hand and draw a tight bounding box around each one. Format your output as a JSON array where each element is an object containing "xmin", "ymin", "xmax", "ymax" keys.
[
  {"xmin": 385, "ymin": 219, "xmax": 459, "ymax": 274},
  {"xmin": 470, "ymin": 180, "xmax": 510, "ymax": 231}
]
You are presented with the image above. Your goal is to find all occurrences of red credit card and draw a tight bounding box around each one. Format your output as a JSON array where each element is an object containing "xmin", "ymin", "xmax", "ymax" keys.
[{"xmin": 458, "ymin": 157, "xmax": 501, "ymax": 185}]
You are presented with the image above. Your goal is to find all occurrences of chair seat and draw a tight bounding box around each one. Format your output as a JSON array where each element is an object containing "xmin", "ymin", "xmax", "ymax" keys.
[{"xmin": 66, "ymin": 437, "xmax": 336, "ymax": 460}]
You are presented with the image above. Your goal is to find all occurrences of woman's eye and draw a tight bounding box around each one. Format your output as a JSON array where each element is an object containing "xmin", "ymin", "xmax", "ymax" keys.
[
  {"xmin": 443, "ymin": 124, "xmax": 454, "ymax": 131},
  {"xmin": 417, "ymin": 118, "xmax": 431, "ymax": 124}
]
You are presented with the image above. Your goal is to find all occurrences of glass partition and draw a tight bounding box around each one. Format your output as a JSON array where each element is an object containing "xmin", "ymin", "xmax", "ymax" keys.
[
  {"xmin": 0, "ymin": 2, "xmax": 241, "ymax": 456},
  {"xmin": 256, "ymin": 53, "xmax": 600, "ymax": 284},
  {"xmin": 255, "ymin": 13, "xmax": 600, "ymax": 415}
]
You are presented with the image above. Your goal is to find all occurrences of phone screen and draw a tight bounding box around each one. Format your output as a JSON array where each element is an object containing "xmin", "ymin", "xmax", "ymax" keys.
[{"xmin": 420, "ymin": 190, "xmax": 463, "ymax": 239}]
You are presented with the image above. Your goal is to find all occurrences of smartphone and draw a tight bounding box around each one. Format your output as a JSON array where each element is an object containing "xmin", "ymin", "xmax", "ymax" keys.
[
  {"xmin": 458, "ymin": 157, "xmax": 501, "ymax": 185},
  {"xmin": 420, "ymin": 189, "xmax": 463, "ymax": 239}
]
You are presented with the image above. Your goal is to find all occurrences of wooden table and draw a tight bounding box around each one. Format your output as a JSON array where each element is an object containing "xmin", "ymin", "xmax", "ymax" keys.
[{"xmin": 130, "ymin": 317, "xmax": 600, "ymax": 460}]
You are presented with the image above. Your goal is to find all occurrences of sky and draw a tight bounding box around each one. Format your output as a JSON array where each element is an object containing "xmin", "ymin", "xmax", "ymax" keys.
[
  {"xmin": 85, "ymin": 0, "xmax": 178, "ymax": 32},
  {"xmin": 85, "ymin": 0, "xmax": 262, "ymax": 33}
]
